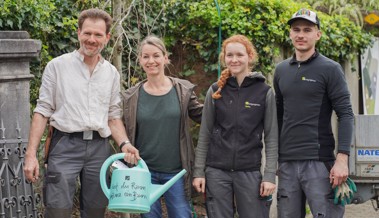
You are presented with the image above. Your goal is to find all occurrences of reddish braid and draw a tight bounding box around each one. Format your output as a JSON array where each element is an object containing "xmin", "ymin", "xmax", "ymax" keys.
[{"xmin": 212, "ymin": 69, "xmax": 231, "ymax": 99}]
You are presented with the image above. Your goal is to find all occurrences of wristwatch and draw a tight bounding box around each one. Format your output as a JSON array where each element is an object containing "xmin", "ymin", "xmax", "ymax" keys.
[{"xmin": 119, "ymin": 140, "xmax": 131, "ymax": 152}]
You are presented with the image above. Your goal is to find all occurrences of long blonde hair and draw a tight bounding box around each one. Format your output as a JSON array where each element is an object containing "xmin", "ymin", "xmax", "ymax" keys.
[{"xmin": 212, "ymin": 35, "xmax": 258, "ymax": 99}]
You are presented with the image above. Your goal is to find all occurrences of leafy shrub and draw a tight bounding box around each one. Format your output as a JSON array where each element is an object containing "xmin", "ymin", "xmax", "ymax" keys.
[{"xmin": 166, "ymin": 0, "xmax": 373, "ymax": 76}]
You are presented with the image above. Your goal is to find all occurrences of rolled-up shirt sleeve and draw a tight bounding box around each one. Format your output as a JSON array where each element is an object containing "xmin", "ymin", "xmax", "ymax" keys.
[
  {"xmin": 108, "ymin": 66, "xmax": 122, "ymax": 120},
  {"xmin": 34, "ymin": 62, "xmax": 56, "ymax": 118}
]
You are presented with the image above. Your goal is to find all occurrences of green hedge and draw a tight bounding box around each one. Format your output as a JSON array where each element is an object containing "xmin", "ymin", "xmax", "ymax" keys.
[
  {"xmin": 0, "ymin": 0, "xmax": 373, "ymax": 96},
  {"xmin": 166, "ymin": 0, "xmax": 373, "ymax": 75}
]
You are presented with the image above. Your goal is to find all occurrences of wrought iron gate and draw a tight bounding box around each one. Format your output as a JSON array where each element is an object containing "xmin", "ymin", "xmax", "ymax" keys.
[{"xmin": 0, "ymin": 31, "xmax": 42, "ymax": 218}]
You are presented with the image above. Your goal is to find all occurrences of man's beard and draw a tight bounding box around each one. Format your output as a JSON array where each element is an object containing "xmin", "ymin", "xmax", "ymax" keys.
[{"xmin": 81, "ymin": 42, "xmax": 104, "ymax": 57}]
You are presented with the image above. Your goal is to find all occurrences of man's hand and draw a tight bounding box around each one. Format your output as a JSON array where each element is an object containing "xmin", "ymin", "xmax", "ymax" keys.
[
  {"xmin": 108, "ymin": 118, "xmax": 140, "ymax": 165},
  {"xmin": 23, "ymin": 113, "xmax": 48, "ymax": 183},
  {"xmin": 330, "ymin": 153, "xmax": 349, "ymax": 188},
  {"xmin": 24, "ymin": 153, "xmax": 39, "ymax": 183},
  {"xmin": 192, "ymin": 177, "xmax": 206, "ymax": 193},
  {"xmin": 260, "ymin": 181, "xmax": 276, "ymax": 197},
  {"xmin": 121, "ymin": 144, "xmax": 140, "ymax": 165}
]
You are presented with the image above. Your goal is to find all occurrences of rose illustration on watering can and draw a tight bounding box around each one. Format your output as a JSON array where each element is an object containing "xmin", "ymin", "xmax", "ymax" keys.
[{"xmin": 100, "ymin": 153, "xmax": 186, "ymax": 213}]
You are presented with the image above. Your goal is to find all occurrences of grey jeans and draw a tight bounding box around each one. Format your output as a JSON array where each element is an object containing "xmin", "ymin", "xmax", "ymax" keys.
[
  {"xmin": 43, "ymin": 130, "xmax": 111, "ymax": 218},
  {"xmin": 277, "ymin": 160, "xmax": 344, "ymax": 218},
  {"xmin": 205, "ymin": 167, "xmax": 271, "ymax": 218}
]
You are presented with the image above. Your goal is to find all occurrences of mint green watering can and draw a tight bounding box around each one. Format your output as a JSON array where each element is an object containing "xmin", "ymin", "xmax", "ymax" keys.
[{"xmin": 100, "ymin": 153, "xmax": 187, "ymax": 213}]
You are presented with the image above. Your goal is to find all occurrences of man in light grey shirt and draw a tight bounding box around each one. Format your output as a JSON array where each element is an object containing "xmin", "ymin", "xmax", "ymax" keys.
[{"xmin": 23, "ymin": 8, "xmax": 139, "ymax": 218}]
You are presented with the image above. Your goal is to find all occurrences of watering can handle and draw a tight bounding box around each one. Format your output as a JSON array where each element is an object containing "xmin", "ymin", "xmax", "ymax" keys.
[{"xmin": 99, "ymin": 153, "xmax": 149, "ymax": 198}]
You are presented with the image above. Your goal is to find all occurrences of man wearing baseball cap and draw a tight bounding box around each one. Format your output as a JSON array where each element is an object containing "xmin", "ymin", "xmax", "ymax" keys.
[{"xmin": 274, "ymin": 8, "xmax": 354, "ymax": 218}]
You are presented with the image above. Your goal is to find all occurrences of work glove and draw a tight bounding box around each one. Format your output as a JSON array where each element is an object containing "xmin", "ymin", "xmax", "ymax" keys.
[{"xmin": 333, "ymin": 177, "xmax": 357, "ymax": 205}]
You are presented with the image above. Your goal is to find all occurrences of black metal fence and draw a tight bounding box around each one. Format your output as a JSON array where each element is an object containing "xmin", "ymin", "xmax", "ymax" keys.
[
  {"xmin": 0, "ymin": 31, "xmax": 42, "ymax": 218},
  {"xmin": 0, "ymin": 121, "xmax": 42, "ymax": 218}
]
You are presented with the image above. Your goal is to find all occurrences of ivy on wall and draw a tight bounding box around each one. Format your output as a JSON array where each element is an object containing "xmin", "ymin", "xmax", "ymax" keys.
[
  {"xmin": 0, "ymin": 0, "xmax": 374, "ymax": 99},
  {"xmin": 166, "ymin": 0, "xmax": 373, "ymax": 76}
]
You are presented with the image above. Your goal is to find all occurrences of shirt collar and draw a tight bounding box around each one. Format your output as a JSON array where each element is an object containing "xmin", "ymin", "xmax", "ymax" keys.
[
  {"xmin": 289, "ymin": 50, "xmax": 319, "ymax": 65},
  {"xmin": 73, "ymin": 50, "xmax": 105, "ymax": 64}
]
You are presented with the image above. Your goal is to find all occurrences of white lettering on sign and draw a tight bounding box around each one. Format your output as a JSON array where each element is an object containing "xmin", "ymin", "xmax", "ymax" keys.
[{"xmin": 357, "ymin": 149, "xmax": 379, "ymax": 161}]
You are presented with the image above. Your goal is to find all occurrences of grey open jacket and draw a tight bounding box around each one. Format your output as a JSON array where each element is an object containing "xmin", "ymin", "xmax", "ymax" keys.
[{"xmin": 121, "ymin": 77, "xmax": 203, "ymax": 200}]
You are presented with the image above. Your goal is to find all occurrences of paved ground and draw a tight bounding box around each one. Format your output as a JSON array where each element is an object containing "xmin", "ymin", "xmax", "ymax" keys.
[{"xmin": 341, "ymin": 201, "xmax": 378, "ymax": 218}]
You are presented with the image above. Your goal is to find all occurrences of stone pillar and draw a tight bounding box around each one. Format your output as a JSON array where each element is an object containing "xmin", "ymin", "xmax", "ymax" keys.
[{"xmin": 0, "ymin": 31, "xmax": 41, "ymax": 218}]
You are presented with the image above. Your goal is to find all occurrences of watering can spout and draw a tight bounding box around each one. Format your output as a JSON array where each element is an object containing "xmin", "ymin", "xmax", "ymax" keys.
[{"xmin": 150, "ymin": 169, "xmax": 187, "ymax": 204}]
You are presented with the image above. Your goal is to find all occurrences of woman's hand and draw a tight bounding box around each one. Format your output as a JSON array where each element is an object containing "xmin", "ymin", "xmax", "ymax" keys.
[
  {"xmin": 193, "ymin": 177, "xmax": 206, "ymax": 193},
  {"xmin": 260, "ymin": 181, "xmax": 276, "ymax": 197}
]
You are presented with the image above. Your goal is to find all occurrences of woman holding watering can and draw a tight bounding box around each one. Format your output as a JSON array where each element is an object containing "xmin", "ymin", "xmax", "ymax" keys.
[
  {"xmin": 192, "ymin": 34, "xmax": 278, "ymax": 218},
  {"xmin": 121, "ymin": 35, "xmax": 203, "ymax": 218}
]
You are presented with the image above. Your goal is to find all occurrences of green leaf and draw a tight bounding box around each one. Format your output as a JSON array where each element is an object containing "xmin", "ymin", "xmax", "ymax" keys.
[{"xmin": 6, "ymin": 19, "xmax": 13, "ymax": 28}]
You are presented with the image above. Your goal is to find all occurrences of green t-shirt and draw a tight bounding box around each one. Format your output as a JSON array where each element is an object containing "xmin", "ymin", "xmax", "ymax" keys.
[{"xmin": 136, "ymin": 86, "xmax": 181, "ymax": 173}]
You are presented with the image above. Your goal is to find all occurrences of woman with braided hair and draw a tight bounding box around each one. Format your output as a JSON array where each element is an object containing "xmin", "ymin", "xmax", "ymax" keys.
[{"xmin": 192, "ymin": 34, "xmax": 278, "ymax": 218}]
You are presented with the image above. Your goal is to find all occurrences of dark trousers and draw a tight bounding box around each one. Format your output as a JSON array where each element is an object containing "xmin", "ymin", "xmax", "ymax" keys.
[
  {"xmin": 277, "ymin": 160, "xmax": 344, "ymax": 218},
  {"xmin": 205, "ymin": 167, "xmax": 271, "ymax": 218},
  {"xmin": 43, "ymin": 130, "xmax": 111, "ymax": 218}
]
